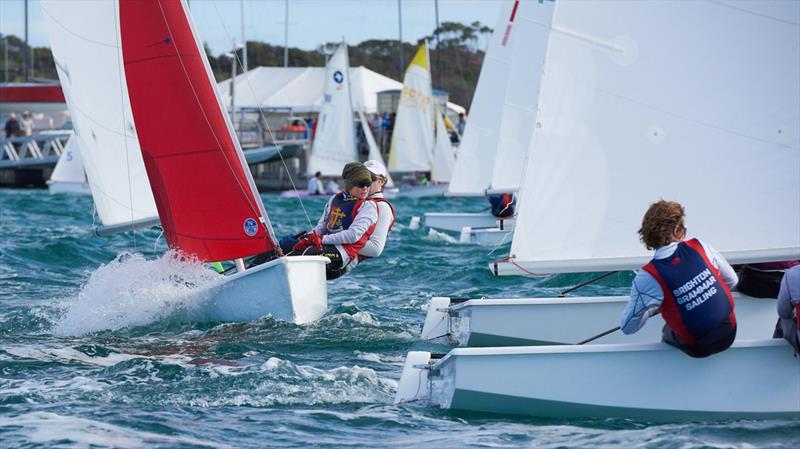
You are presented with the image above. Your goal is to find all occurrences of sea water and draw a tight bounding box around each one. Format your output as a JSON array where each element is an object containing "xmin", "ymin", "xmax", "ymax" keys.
[{"xmin": 1, "ymin": 189, "xmax": 797, "ymax": 448}]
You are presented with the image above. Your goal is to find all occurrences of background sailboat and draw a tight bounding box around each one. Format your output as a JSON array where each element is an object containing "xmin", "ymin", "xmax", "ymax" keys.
[
  {"xmin": 305, "ymin": 43, "xmax": 357, "ymax": 178},
  {"xmin": 388, "ymin": 43, "xmax": 449, "ymax": 197},
  {"xmin": 46, "ymin": 134, "xmax": 90, "ymax": 194},
  {"xmin": 422, "ymin": 0, "xmax": 547, "ymax": 239}
]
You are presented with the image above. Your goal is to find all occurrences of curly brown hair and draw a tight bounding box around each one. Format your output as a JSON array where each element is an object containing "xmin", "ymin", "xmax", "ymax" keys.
[{"xmin": 638, "ymin": 200, "xmax": 686, "ymax": 250}]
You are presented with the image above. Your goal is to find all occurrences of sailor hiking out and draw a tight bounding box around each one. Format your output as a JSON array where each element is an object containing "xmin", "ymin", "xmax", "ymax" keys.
[
  {"xmin": 359, "ymin": 160, "xmax": 396, "ymax": 260},
  {"xmin": 620, "ymin": 200, "xmax": 738, "ymax": 358},
  {"xmin": 283, "ymin": 162, "xmax": 378, "ymax": 280}
]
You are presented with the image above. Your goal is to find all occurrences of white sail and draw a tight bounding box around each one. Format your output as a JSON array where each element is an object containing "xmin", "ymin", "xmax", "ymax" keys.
[
  {"xmin": 41, "ymin": 0, "xmax": 158, "ymax": 233},
  {"xmin": 448, "ymin": 0, "xmax": 551, "ymax": 196},
  {"xmin": 487, "ymin": 0, "xmax": 553, "ymax": 194},
  {"xmin": 49, "ymin": 135, "xmax": 87, "ymax": 184},
  {"xmin": 306, "ymin": 43, "xmax": 357, "ymax": 177},
  {"xmin": 431, "ymin": 111, "xmax": 455, "ymax": 183},
  {"xmin": 388, "ymin": 43, "xmax": 434, "ymax": 172},
  {"xmin": 358, "ymin": 110, "xmax": 394, "ymax": 188},
  {"xmin": 498, "ymin": 0, "xmax": 800, "ymax": 275}
]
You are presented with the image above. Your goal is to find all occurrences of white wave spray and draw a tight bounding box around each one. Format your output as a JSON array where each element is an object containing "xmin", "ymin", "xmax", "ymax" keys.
[{"xmin": 53, "ymin": 251, "xmax": 224, "ymax": 336}]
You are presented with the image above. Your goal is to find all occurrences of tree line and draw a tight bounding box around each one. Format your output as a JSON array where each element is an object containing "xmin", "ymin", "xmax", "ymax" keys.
[{"xmin": 1, "ymin": 21, "xmax": 491, "ymax": 110}]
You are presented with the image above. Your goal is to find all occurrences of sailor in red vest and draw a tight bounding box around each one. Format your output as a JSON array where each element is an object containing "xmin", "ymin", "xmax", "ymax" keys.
[
  {"xmin": 620, "ymin": 200, "xmax": 739, "ymax": 358},
  {"xmin": 291, "ymin": 162, "xmax": 378, "ymax": 280},
  {"xmin": 359, "ymin": 160, "xmax": 396, "ymax": 260}
]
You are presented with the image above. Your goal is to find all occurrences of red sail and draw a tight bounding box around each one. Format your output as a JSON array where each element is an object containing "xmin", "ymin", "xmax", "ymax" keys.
[{"xmin": 120, "ymin": 0, "xmax": 276, "ymax": 261}]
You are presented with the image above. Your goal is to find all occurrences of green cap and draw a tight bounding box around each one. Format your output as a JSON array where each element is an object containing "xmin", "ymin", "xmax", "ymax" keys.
[{"xmin": 341, "ymin": 162, "xmax": 372, "ymax": 187}]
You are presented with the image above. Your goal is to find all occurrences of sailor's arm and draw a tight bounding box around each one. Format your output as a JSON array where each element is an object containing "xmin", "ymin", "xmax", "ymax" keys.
[
  {"xmin": 620, "ymin": 271, "xmax": 663, "ymax": 334},
  {"xmin": 700, "ymin": 240, "xmax": 738, "ymax": 289},
  {"xmin": 321, "ymin": 202, "xmax": 378, "ymax": 245},
  {"xmin": 359, "ymin": 202, "xmax": 393, "ymax": 258}
]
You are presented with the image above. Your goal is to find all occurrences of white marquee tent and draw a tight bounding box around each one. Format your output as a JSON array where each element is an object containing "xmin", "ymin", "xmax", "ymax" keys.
[{"xmin": 218, "ymin": 66, "xmax": 464, "ymax": 115}]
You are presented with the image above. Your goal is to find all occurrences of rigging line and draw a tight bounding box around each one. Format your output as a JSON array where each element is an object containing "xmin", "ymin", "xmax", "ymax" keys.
[
  {"xmin": 113, "ymin": 0, "xmax": 137, "ymax": 251},
  {"xmin": 486, "ymin": 226, "xmax": 513, "ymax": 256},
  {"xmin": 558, "ymin": 271, "xmax": 618, "ymax": 297},
  {"xmin": 209, "ymin": 0, "xmax": 313, "ymax": 229},
  {"xmin": 153, "ymin": 0, "xmax": 272, "ymax": 245}
]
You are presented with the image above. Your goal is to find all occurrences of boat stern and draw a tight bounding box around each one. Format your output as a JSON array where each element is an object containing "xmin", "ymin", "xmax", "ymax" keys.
[
  {"xmin": 421, "ymin": 296, "xmax": 451, "ymax": 340},
  {"xmin": 394, "ymin": 351, "xmax": 432, "ymax": 404},
  {"xmin": 282, "ymin": 255, "xmax": 330, "ymax": 324}
]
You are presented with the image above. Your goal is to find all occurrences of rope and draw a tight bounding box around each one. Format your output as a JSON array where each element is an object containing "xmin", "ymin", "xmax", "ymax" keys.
[
  {"xmin": 491, "ymin": 255, "xmax": 550, "ymax": 276},
  {"xmin": 209, "ymin": 0, "xmax": 314, "ymax": 230}
]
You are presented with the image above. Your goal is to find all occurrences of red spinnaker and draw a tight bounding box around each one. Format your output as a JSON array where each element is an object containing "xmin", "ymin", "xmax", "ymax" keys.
[{"xmin": 120, "ymin": 0, "xmax": 275, "ymax": 261}]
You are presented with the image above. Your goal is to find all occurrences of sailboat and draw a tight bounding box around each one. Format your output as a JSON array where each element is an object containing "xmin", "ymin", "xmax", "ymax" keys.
[
  {"xmin": 397, "ymin": 0, "xmax": 800, "ymax": 419},
  {"xmin": 388, "ymin": 43, "xmax": 450, "ymax": 198},
  {"xmin": 43, "ymin": 0, "xmax": 329, "ymax": 325},
  {"xmin": 420, "ymin": 0, "xmax": 545, "ymax": 244},
  {"xmin": 46, "ymin": 134, "xmax": 90, "ymax": 194},
  {"xmin": 281, "ymin": 42, "xmax": 360, "ymax": 198},
  {"xmin": 306, "ymin": 44, "xmax": 358, "ymax": 179}
]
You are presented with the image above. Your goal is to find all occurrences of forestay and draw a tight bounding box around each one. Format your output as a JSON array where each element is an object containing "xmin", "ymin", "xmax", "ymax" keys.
[
  {"xmin": 306, "ymin": 43, "xmax": 357, "ymax": 177},
  {"xmin": 498, "ymin": 0, "xmax": 800, "ymax": 275},
  {"xmin": 388, "ymin": 43, "xmax": 434, "ymax": 172},
  {"xmin": 41, "ymin": 0, "xmax": 159, "ymax": 233},
  {"xmin": 120, "ymin": 0, "xmax": 278, "ymax": 262}
]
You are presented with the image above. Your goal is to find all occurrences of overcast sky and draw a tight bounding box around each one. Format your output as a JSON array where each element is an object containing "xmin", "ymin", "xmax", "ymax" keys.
[{"xmin": 1, "ymin": 0, "xmax": 503, "ymax": 55}]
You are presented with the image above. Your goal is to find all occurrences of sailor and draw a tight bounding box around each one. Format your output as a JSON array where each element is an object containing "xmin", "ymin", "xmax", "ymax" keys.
[
  {"xmin": 359, "ymin": 160, "xmax": 396, "ymax": 260},
  {"xmin": 775, "ymin": 265, "xmax": 800, "ymax": 353},
  {"xmin": 289, "ymin": 162, "xmax": 378, "ymax": 280},
  {"xmin": 487, "ymin": 193, "xmax": 515, "ymax": 218},
  {"xmin": 620, "ymin": 200, "xmax": 738, "ymax": 358},
  {"xmin": 307, "ymin": 171, "xmax": 325, "ymax": 195}
]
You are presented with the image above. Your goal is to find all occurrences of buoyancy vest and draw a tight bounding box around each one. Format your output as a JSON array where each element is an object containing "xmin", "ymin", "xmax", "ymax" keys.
[
  {"xmin": 372, "ymin": 197, "xmax": 395, "ymax": 233},
  {"xmin": 642, "ymin": 239, "xmax": 736, "ymax": 345},
  {"xmin": 357, "ymin": 197, "xmax": 396, "ymax": 262},
  {"xmin": 324, "ymin": 192, "xmax": 377, "ymax": 259}
]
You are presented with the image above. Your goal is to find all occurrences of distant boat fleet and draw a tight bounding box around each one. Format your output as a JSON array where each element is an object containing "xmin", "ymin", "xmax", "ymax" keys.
[{"xmin": 28, "ymin": 0, "xmax": 800, "ymax": 422}]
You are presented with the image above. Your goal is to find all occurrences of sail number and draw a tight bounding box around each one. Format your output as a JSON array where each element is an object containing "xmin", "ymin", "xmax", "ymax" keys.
[{"xmin": 399, "ymin": 87, "xmax": 430, "ymax": 110}]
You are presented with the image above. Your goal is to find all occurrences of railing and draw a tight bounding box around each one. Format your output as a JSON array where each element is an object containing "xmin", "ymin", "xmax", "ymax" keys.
[{"xmin": 0, "ymin": 132, "xmax": 71, "ymax": 168}]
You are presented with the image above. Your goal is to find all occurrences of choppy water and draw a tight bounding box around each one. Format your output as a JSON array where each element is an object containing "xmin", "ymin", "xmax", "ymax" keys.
[{"xmin": 1, "ymin": 189, "xmax": 797, "ymax": 448}]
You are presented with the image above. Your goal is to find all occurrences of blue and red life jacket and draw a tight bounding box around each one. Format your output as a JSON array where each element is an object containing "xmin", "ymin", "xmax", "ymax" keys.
[
  {"xmin": 642, "ymin": 239, "xmax": 736, "ymax": 345},
  {"xmin": 324, "ymin": 192, "xmax": 377, "ymax": 259}
]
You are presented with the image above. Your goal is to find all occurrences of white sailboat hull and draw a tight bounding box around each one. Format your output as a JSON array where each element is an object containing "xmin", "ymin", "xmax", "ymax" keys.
[
  {"xmin": 421, "ymin": 293, "xmax": 777, "ymax": 346},
  {"xmin": 423, "ymin": 212, "xmax": 514, "ymax": 233},
  {"xmin": 186, "ymin": 255, "xmax": 328, "ymax": 324},
  {"xmin": 396, "ymin": 183, "xmax": 449, "ymax": 198},
  {"xmin": 46, "ymin": 180, "xmax": 91, "ymax": 195},
  {"xmin": 397, "ymin": 340, "xmax": 800, "ymax": 421},
  {"xmin": 458, "ymin": 226, "xmax": 513, "ymax": 247}
]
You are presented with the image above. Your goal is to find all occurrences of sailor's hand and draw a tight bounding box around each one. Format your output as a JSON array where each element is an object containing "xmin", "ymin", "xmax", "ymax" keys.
[
  {"xmin": 306, "ymin": 230, "xmax": 323, "ymax": 249},
  {"xmin": 292, "ymin": 231, "xmax": 322, "ymax": 252}
]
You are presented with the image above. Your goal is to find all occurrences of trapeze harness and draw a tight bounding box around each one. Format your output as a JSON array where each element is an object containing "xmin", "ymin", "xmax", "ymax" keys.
[
  {"xmin": 642, "ymin": 239, "xmax": 736, "ymax": 356},
  {"xmin": 357, "ymin": 197, "xmax": 395, "ymax": 262}
]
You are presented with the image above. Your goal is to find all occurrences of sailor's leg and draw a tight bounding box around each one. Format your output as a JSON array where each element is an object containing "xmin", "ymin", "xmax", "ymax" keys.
[{"xmin": 300, "ymin": 245, "xmax": 347, "ymax": 280}]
